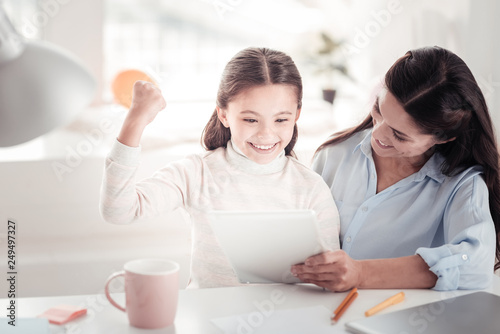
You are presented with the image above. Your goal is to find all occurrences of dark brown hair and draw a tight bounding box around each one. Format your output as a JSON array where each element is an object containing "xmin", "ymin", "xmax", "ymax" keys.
[
  {"xmin": 316, "ymin": 46, "xmax": 500, "ymax": 270},
  {"xmin": 201, "ymin": 47, "xmax": 302, "ymax": 156}
]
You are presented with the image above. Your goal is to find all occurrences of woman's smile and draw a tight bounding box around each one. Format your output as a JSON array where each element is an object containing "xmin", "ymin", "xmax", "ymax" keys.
[{"xmin": 375, "ymin": 138, "xmax": 393, "ymax": 149}]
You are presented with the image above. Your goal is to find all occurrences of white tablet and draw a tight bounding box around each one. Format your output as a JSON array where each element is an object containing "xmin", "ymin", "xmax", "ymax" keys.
[{"xmin": 208, "ymin": 210, "xmax": 326, "ymax": 284}]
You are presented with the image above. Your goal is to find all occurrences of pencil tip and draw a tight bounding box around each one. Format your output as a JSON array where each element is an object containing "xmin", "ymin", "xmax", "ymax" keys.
[{"xmin": 330, "ymin": 319, "xmax": 337, "ymax": 325}]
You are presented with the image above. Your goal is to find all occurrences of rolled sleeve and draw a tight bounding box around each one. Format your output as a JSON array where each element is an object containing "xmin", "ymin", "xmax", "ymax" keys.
[
  {"xmin": 417, "ymin": 245, "xmax": 469, "ymax": 290},
  {"xmin": 416, "ymin": 175, "xmax": 495, "ymax": 291}
]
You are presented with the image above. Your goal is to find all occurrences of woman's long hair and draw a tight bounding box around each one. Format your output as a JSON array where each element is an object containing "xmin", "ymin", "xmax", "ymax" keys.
[
  {"xmin": 201, "ymin": 47, "xmax": 302, "ymax": 156},
  {"xmin": 316, "ymin": 46, "xmax": 500, "ymax": 270}
]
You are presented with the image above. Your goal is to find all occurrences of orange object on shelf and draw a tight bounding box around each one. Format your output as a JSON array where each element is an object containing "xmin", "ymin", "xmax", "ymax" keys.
[{"xmin": 111, "ymin": 69, "xmax": 157, "ymax": 108}]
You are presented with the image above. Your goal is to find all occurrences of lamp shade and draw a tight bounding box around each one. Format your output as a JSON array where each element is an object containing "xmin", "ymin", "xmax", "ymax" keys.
[{"xmin": 0, "ymin": 7, "xmax": 96, "ymax": 147}]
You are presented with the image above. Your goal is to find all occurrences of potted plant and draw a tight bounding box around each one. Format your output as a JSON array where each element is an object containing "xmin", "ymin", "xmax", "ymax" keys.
[{"xmin": 310, "ymin": 31, "xmax": 352, "ymax": 104}]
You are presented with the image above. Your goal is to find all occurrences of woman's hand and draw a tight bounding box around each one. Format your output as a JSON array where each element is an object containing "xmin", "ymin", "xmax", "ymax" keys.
[
  {"xmin": 117, "ymin": 80, "xmax": 166, "ymax": 147},
  {"xmin": 292, "ymin": 251, "xmax": 438, "ymax": 291},
  {"xmin": 291, "ymin": 250, "xmax": 363, "ymax": 292}
]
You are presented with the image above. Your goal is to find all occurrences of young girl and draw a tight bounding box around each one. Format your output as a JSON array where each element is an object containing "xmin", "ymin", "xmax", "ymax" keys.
[{"xmin": 100, "ymin": 47, "xmax": 340, "ymax": 288}]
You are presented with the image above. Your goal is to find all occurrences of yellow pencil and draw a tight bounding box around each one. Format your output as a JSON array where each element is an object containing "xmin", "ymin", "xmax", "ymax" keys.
[{"xmin": 365, "ymin": 292, "xmax": 405, "ymax": 317}]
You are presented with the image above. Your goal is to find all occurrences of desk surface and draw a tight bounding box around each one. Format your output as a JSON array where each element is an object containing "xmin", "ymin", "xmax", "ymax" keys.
[{"xmin": 2, "ymin": 276, "xmax": 500, "ymax": 334}]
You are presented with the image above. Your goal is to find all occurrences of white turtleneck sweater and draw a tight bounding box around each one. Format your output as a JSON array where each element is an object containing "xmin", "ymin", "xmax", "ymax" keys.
[{"xmin": 100, "ymin": 139, "xmax": 340, "ymax": 288}]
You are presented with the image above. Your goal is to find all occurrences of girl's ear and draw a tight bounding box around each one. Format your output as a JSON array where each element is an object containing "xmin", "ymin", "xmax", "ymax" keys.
[
  {"xmin": 295, "ymin": 108, "xmax": 301, "ymax": 122},
  {"xmin": 216, "ymin": 106, "xmax": 229, "ymax": 128}
]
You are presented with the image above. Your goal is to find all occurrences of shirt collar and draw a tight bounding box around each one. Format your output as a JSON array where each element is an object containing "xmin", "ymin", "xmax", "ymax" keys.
[
  {"xmin": 415, "ymin": 153, "xmax": 446, "ymax": 183},
  {"xmin": 226, "ymin": 139, "xmax": 288, "ymax": 175},
  {"xmin": 355, "ymin": 129, "xmax": 446, "ymax": 183},
  {"xmin": 355, "ymin": 129, "xmax": 373, "ymax": 157}
]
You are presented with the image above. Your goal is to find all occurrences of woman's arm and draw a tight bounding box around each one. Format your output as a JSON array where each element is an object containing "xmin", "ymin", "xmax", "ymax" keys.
[{"xmin": 291, "ymin": 250, "xmax": 437, "ymax": 292}]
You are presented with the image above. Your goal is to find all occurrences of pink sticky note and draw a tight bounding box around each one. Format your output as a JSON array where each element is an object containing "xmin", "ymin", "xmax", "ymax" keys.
[{"xmin": 38, "ymin": 304, "xmax": 87, "ymax": 325}]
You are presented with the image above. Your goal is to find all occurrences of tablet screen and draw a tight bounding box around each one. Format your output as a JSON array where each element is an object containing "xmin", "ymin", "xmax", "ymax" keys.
[{"xmin": 208, "ymin": 210, "xmax": 325, "ymax": 284}]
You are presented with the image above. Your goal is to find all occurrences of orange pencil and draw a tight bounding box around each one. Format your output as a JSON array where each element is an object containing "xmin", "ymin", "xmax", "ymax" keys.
[
  {"xmin": 365, "ymin": 291, "xmax": 405, "ymax": 317},
  {"xmin": 331, "ymin": 288, "xmax": 358, "ymax": 324}
]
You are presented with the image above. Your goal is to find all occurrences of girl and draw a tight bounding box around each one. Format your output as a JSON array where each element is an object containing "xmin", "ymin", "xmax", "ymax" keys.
[{"xmin": 100, "ymin": 47, "xmax": 340, "ymax": 288}]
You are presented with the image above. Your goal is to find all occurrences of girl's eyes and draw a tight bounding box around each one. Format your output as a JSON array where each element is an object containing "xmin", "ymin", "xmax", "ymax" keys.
[{"xmin": 242, "ymin": 119, "xmax": 289, "ymax": 123}]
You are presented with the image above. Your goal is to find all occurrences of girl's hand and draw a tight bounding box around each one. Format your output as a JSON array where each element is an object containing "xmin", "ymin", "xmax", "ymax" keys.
[
  {"xmin": 128, "ymin": 80, "xmax": 166, "ymax": 126},
  {"xmin": 117, "ymin": 81, "xmax": 166, "ymax": 147},
  {"xmin": 291, "ymin": 250, "xmax": 363, "ymax": 292}
]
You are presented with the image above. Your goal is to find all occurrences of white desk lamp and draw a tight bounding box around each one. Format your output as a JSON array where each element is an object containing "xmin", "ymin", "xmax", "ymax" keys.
[{"xmin": 0, "ymin": 7, "xmax": 96, "ymax": 147}]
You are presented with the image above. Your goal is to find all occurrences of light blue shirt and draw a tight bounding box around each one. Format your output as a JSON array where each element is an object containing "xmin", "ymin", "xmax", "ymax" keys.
[{"xmin": 312, "ymin": 129, "xmax": 496, "ymax": 290}]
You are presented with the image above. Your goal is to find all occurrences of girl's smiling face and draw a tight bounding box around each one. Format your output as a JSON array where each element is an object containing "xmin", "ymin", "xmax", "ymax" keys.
[
  {"xmin": 370, "ymin": 88, "xmax": 447, "ymax": 163},
  {"xmin": 217, "ymin": 84, "xmax": 300, "ymax": 164}
]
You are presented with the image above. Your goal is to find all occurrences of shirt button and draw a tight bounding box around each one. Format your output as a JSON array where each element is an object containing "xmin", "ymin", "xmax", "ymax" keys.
[
  {"xmin": 462, "ymin": 254, "xmax": 468, "ymax": 261},
  {"xmin": 361, "ymin": 206, "xmax": 368, "ymax": 212},
  {"xmin": 371, "ymin": 174, "xmax": 375, "ymax": 179},
  {"xmin": 346, "ymin": 236, "xmax": 352, "ymax": 243}
]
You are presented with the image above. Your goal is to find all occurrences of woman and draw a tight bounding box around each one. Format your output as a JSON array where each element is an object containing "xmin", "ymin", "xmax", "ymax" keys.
[{"xmin": 292, "ymin": 46, "xmax": 500, "ymax": 291}]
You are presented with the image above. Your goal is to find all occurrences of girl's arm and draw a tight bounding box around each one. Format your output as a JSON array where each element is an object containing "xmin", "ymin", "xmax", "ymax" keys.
[
  {"xmin": 117, "ymin": 80, "xmax": 166, "ymax": 147},
  {"xmin": 291, "ymin": 251, "xmax": 437, "ymax": 292},
  {"xmin": 100, "ymin": 80, "xmax": 198, "ymax": 224}
]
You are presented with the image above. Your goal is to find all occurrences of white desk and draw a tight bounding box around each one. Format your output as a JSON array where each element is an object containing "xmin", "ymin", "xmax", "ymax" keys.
[{"xmin": 3, "ymin": 276, "xmax": 500, "ymax": 333}]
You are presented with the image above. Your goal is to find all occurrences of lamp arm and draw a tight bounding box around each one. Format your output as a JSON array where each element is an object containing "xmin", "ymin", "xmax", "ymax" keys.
[{"xmin": 0, "ymin": 6, "xmax": 25, "ymax": 63}]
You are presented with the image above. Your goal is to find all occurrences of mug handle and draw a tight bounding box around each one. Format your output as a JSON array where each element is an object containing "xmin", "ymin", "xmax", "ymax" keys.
[{"xmin": 105, "ymin": 271, "xmax": 126, "ymax": 312}]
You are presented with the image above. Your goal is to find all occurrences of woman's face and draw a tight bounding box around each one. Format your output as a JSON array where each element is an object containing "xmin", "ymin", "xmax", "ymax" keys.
[{"xmin": 370, "ymin": 88, "xmax": 443, "ymax": 162}]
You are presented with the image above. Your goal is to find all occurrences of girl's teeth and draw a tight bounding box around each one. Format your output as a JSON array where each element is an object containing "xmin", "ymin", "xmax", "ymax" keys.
[{"xmin": 253, "ymin": 143, "xmax": 275, "ymax": 150}]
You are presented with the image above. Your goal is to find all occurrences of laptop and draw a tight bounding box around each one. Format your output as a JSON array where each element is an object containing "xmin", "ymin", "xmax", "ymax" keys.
[
  {"xmin": 208, "ymin": 210, "xmax": 326, "ymax": 284},
  {"xmin": 345, "ymin": 291, "xmax": 500, "ymax": 334}
]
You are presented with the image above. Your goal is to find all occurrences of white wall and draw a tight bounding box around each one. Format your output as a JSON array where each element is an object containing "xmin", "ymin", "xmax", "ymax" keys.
[
  {"xmin": 42, "ymin": 0, "xmax": 103, "ymax": 104},
  {"xmin": 463, "ymin": 0, "xmax": 500, "ymax": 135}
]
